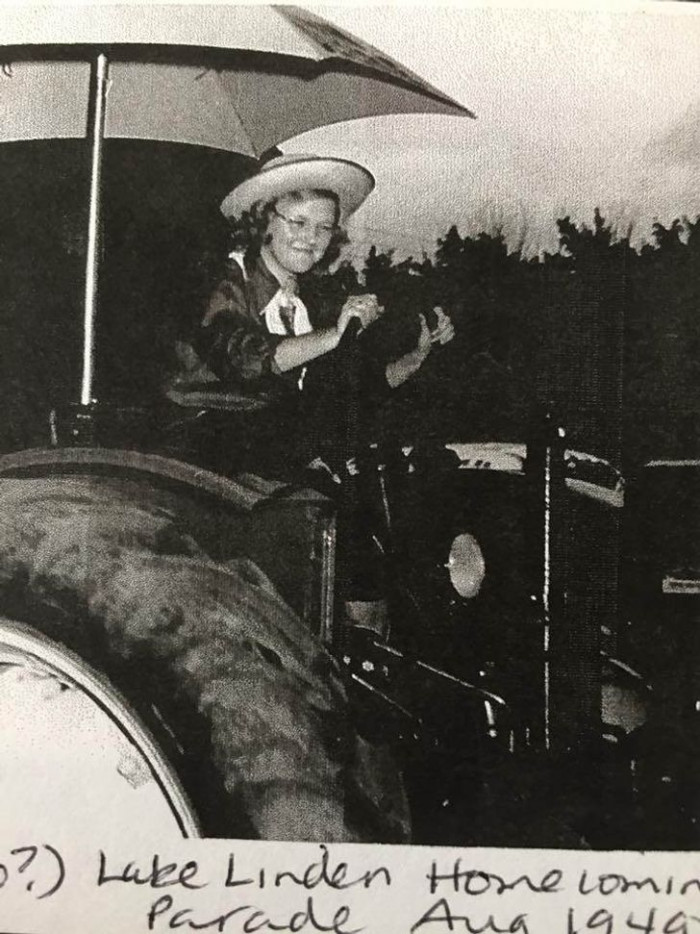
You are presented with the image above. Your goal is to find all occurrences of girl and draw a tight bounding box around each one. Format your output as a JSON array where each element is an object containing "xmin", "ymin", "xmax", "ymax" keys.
[{"xmin": 170, "ymin": 153, "xmax": 454, "ymax": 634}]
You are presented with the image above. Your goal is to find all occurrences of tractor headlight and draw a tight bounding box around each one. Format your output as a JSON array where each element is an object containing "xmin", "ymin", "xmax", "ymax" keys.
[{"xmin": 446, "ymin": 533, "xmax": 486, "ymax": 599}]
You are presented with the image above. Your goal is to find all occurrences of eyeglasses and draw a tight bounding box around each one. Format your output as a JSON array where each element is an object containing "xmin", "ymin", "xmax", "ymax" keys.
[{"xmin": 273, "ymin": 208, "xmax": 337, "ymax": 239}]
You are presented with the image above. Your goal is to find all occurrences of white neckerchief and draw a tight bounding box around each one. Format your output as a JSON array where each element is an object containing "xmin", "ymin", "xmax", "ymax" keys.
[
  {"xmin": 229, "ymin": 251, "xmax": 312, "ymax": 336},
  {"xmin": 261, "ymin": 289, "xmax": 313, "ymax": 338}
]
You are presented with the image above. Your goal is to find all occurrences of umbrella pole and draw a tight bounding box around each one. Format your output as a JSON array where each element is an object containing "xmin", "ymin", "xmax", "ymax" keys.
[{"xmin": 80, "ymin": 52, "xmax": 109, "ymax": 406}]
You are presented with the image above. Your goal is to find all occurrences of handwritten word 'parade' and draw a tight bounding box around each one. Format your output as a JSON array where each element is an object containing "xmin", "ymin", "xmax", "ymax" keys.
[{"xmin": 97, "ymin": 845, "xmax": 391, "ymax": 933}]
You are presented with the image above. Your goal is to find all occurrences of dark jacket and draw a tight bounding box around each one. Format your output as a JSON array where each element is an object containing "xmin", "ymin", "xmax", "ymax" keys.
[{"xmin": 167, "ymin": 253, "xmax": 391, "ymax": 471}]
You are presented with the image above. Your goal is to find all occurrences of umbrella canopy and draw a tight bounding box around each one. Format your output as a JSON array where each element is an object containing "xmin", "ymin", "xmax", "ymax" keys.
[
  {"xmin": 0, "ymin": 4, "xmax": 473, "ymax": 156},
  {"xmin": 0, "ymin": 4, "xmax": 473, "ymax": 406}
]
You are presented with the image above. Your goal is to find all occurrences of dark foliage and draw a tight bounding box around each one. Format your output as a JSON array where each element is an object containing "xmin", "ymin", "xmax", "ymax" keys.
[{"xmin": 320, "ymin": 210, "xmax": 698, "ymax": 471}]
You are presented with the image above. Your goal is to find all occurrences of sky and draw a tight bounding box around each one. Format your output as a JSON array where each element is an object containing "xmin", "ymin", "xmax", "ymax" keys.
[{"xmin": 283, "ymin": 2, "xmax": 700, "ymax": 260}]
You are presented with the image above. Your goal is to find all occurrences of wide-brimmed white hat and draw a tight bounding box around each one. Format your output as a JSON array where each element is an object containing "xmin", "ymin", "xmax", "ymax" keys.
[{"xmin": 220, "ymin": 153, "xmax": 375, "ymax": 222}]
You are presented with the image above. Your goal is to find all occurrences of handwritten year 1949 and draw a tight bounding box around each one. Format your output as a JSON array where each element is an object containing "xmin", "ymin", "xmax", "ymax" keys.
[{"xmin": 411, "ymin": 862, "xmax": 700, "ymax": 934}]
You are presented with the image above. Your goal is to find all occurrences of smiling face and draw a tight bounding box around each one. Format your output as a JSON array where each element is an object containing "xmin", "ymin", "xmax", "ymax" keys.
[{"xmin": 263, "ymin": 191, "xmax": 340, "ymax": 277}]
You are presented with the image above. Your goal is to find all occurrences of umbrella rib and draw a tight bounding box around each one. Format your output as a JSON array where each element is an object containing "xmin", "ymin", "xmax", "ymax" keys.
[{"xmin": 197, "ymin": 66, "xmax": 259, "ymax": 156}]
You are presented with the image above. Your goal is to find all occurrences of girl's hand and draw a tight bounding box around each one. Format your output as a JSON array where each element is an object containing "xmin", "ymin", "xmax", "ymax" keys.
[
  {"xmin": 430, "ymin": 306, "xmax": 455, "ymax": 345},
  {"xmin": 337, "ymin": 293, "xmax": 382, "ymax": 337}
]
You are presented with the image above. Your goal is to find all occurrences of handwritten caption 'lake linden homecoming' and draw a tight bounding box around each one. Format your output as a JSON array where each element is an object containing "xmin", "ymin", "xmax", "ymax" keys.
[{"xmin": 1, "ymin": 843, "xmax": 699, "ymax": 933}]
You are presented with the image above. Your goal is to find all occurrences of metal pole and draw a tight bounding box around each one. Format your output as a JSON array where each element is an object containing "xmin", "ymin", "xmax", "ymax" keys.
[
  {"xmin": 80, "ymin": 52, "xmax": 109, "ymax": 406},
  {"xmin": 542, "ymin": 435, "xmax": 552, "ymax": 750}
]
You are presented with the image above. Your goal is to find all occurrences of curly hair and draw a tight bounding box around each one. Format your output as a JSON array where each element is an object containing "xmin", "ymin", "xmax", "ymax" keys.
[{"xmin": 226, "ymin": 188, "xmax": 349, "ymax": 272}]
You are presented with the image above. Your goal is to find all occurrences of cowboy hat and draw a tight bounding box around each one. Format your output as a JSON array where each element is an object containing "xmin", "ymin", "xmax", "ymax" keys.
[{"xmin": 220, "ymin": 153, "xmax": 375, "ymax": 222}]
